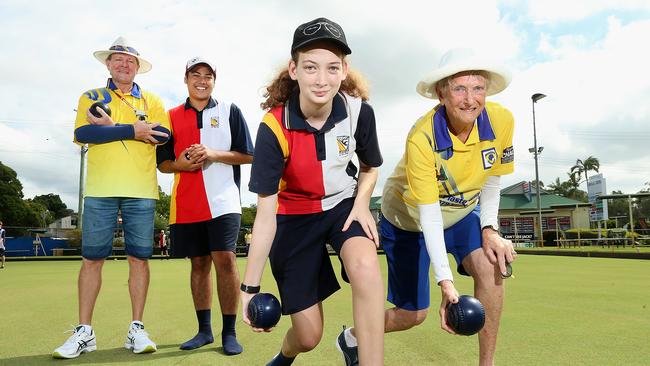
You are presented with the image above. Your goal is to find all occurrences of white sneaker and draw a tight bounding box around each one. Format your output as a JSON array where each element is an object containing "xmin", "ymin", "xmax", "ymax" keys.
[
  {"xmin": 124, "ymin": 322, "xmax": 157, "ymax": 354},
  {"xmin": 52, "ymin": 325, "xmax": 97, "ymax": 359}
]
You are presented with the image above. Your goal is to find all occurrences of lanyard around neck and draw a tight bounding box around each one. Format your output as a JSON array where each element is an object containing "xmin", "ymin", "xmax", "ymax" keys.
[{"xmin": 110, "ymin": 88, "xmax": 149, "ymax": 121}]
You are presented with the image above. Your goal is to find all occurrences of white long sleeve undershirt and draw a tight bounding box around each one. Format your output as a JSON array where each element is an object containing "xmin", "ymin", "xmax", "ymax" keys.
[
  {"xmin": 418, "ymin": 202, "xmax": 453, "ymax": 284},
  {"xmin": 479, "ymin": 175, "xmax": 501, "ymax": 229}
]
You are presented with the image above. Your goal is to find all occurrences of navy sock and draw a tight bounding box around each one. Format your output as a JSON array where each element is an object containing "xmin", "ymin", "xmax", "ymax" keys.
[
  {"xmin": 198, "ymin": 309, "xmax": 212, "ymax": 334},
  {"xmin": 222, "ymin": 314, "xmax": 242, "ymax": 355},
  {"xmin": 180, "ymin": 309, "xmax": 214, "ymax": 350},
  {"xmin": 266, "ymin": 351, "xmax": 295, "ymax": 366}
]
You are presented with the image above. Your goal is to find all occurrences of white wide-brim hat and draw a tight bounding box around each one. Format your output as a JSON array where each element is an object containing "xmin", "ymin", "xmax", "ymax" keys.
[
  {"xmin": 416, "ymin": 48, "xmax": 511, "ymax": 99},
  {"xmin": 93, "ymin": 36, "xmax": 152, "ymax": 74}
]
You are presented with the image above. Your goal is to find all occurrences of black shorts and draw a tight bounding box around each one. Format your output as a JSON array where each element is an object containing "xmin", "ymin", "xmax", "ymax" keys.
[
  {"xmin": 170, "ymin": 213, "xmax": 241, "ymax": 258},
  {"xmin": 269, "ymin": 197, "xmax": 369, "ymax": 315},
  {"xmin": 0, "ymin": 248, "xmax": 5, "ymax": 256}
]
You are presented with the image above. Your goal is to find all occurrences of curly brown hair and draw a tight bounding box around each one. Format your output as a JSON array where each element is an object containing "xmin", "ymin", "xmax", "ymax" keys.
[{"xmin": 260, "ymin": 52, "xmax": 370, "ymax": 110}]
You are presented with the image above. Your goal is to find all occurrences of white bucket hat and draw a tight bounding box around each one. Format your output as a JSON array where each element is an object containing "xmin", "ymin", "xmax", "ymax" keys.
[
  {"xmin": 93, "ymin": 36, "xmax": 152, "ymax": 74},
  {"xmin": 416, "ymin": 48, "xmax": 511, "ymax": 99}
]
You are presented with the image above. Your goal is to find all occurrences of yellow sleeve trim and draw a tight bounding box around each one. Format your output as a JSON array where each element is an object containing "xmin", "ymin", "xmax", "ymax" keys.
[{"xmin": 262, "ymin": 113, "xmax": 289, "ymax": 159}]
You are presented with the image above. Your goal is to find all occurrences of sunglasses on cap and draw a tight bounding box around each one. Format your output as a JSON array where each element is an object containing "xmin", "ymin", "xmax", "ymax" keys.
[{"xmin": 302, "ymin": 21, "xmax": 342, "ymax": 38}]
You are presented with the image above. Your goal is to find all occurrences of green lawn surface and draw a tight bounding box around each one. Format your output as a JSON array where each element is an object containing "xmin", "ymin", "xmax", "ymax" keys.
[
  {"xmin": 1, "ymin": 255, "xmax": 649, "ymax": 365},
  {"xmin": 519, "ymin": 246, "xmax": 650, "ymax": 253}
]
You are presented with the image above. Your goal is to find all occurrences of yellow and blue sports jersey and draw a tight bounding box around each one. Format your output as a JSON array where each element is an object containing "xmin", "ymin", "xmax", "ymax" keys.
[
  {"xmin": 381, "ymin": 101, "xmax": 514, "ymax": 232},
  {"xmin": 74, "ymin": 79, "xmax": 170, "ymax": 199}
]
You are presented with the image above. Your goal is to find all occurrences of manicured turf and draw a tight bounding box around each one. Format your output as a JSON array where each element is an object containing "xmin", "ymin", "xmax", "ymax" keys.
[{"xmin": 1, "ymin": 255, "xmax": 649, "ymax": 365}]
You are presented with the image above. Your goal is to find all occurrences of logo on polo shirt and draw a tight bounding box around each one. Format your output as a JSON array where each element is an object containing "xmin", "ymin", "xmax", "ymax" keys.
[
  {"xmin": 481, "ymin": 147, "xmax": 497, "ymax": 169},
  {"xmin": 210, "ymin": 117, "xmax": 219, "ymax": 128},
  {"xmin": 337, "ymin": 135, "xmax": 350, "ymax": 156},
  {"xmin": 501, "ymin": 146, "xmax": 514, "ymax": 164}
]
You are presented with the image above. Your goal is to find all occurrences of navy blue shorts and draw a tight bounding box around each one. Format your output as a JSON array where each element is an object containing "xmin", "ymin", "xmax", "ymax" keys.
[
  {"xmin": 269, "ymin": 197, "xmax": 369, "ymax": 315},
  {"xmin": 170, "ymin": 213, "xmax": 241, "ymax": 258},
  {"xmin": 381, "ymin": 206, "xmax": 482, "ymax": 311}
]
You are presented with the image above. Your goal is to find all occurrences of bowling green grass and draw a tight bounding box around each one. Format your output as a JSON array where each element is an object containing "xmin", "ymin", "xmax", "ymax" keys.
[{"xmin": 1, "ymin": 255, "xmax": 649, "ymax": 366}]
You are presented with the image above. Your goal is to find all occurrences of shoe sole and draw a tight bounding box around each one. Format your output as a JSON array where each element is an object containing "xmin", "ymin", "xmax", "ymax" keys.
[
  {"xmin": 125, "ymin": 343, "xmax": 157, "ymax": 354},
  {"xmin": 52, "ymin": 345, "xmax": 96, "ymax": 359}
]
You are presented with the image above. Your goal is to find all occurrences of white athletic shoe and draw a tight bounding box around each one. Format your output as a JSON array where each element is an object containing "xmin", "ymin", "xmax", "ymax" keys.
[
  {"xmin": 124, "ymin": 322, "xmax": 157, "ymax": 354},
  {"xmin": 52, "ymin": 325, "xmax": 97, "ymax": 359}
]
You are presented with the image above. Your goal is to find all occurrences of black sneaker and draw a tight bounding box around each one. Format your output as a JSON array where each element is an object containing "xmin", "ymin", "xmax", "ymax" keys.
[{"xmin": 335, "ymin": 328, "xmax": 359, "ymax": 366}]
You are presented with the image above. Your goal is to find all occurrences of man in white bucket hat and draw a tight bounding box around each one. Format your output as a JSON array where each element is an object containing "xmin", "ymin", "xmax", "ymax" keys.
[
  {"xmin": 53, "ymin": 36, "xmax": 170, "ymax": 359},
  {"xmin": 351, "ymin": 48, "xmax": 516, "ymax": 365}
]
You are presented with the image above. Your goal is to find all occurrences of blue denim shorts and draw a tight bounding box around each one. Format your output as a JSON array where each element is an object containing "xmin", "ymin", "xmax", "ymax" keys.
[
  {"xmin": 381, "ymin": 206, "xmax": 482, "ymax": 311},
  {"xmin": 82, "ymin": 197, "xmax": 156, "ymax": 259}
]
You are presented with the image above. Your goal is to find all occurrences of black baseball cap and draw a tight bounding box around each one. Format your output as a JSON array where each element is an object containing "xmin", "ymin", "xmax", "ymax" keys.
[{"xmin": 291, "ymin": 17, "xmax": 351, "ymax": 55}]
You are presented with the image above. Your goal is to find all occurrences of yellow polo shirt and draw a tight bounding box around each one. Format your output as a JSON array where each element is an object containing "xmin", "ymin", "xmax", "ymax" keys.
[
  {"xmin": 381, "ymin": 101, "xmax": 514, "ymax": 231},
  {"xmin": 74, "ymin": 79, "xmax": 170, "ymax": 199}
]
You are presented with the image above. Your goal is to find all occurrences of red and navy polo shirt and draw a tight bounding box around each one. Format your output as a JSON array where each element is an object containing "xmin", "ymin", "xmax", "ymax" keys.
[
  {"xmin": 157, "ymin": 98, "xmax": 254, "ymax": 224},
  {"xmin": 249, "ymin": 92, "xmax": 382, "ymax": 214}
]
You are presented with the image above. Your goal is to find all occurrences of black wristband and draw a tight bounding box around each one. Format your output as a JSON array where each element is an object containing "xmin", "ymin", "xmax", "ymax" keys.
[
  {"xmin": 240, "ymin": 283, "xmax": 261, "ymax": 294},
  {"xmin": 481, "ymin": 225, "xmax": 498, "ymax": 233}
]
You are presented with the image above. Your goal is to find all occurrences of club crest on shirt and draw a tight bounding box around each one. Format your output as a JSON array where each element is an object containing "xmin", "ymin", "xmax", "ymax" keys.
[
  {"xmin": 337, "ymin": 135, "xmax": 350, "ymax": 156},
  {"xmin": 482, "ymin": 147, "xmax": 497, "ymax": 169},
  {"xmin": 210, "ymin": 117, "xmax": 219, "ymax": 128}
]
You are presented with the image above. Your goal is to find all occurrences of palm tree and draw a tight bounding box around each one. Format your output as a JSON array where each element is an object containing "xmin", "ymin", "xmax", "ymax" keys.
[
  {"xmin": 548, "ymin": 177, "xmax": 570, "ymax": 197},
  {"xmin": 547, "ymin": 174, "xmax": 587, "ymax": 201},
  {"xmin": 567, "ymin": 172, "xmax": 582, "ymax": 199},
  {"xmin": 571, "ymin": 156, "xmax": 600, "ymax": 187}
]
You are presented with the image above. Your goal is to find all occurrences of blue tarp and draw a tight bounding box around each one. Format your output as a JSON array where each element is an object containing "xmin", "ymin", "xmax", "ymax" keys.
[{"xmin": 4, "ymin": 237, "xmax": 69, "ymax": 256}]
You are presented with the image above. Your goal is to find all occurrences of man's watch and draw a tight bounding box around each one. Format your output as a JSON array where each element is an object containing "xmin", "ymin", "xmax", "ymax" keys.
[
  {"xmin": 481, "ymin": 225, "xmax": 499, "ymax": 234},
  {"xmin": 240, "ymin": 283, "xmax": 261, "ymax": 294}
]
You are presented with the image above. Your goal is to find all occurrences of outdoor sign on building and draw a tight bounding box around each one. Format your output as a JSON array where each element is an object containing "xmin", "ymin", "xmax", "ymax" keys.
[
  {"xmin": 522, "ymin": 181, "xmax": 532, "ymax": 202},
  {"xmin": 587, "ymin": 173, "xmax": 608, "ymax": 221},
  {"xmin": 499, "ymin": 217, "xmax": 534, "ymax": 240}
]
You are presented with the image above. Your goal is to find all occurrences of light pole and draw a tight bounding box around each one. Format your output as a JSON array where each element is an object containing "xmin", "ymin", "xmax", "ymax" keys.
[{"xmin": 531, "ymin": 93, "xmax": 546, "ymax": 246}]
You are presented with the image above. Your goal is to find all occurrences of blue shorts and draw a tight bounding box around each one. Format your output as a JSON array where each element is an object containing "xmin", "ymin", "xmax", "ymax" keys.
[
  {"xmin": 381, "ymin": 206, "xmax": 482, "ymax": 311},
  {"xmin": 82, "ymin": 197, "xmax": 156, "ymax": 259},
  {"xmin": 170, "ymin": 213, "xmax": 241, "ymax": 258},
  {"xmin": 269, "ymin": 197, "xmax": 370, "ymax": 315}
]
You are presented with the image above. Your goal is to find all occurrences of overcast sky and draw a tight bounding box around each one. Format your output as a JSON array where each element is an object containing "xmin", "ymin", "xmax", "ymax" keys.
[{"xmin": 1, "ymin": 0, "xmax": 649, "ymax": 212}]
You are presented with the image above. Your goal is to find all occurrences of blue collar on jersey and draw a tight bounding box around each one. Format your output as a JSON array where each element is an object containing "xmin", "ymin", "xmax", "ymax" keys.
[
  {"xmin": 284, "ymin": 91, "xmax": 348, "ymax": 133},
  {"xmin": 432, "ymin": 105, "xmax": 496, "ymax": 159},
  {"xmin": 184, "ymin": 97, "xmax": 217, "ymax": 111},
  {"xmin": 107, "ymin": 78, "xmax": 142, "ymax": 99}
]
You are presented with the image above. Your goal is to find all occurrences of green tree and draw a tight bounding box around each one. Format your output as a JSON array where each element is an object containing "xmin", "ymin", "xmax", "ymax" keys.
[
  {"xmin": 570, "ymin": 156, "xmax": 600, "ymax": 188},
  {"xmin": 547, "ymin": 173, "xmax": 587, "ymax": 202},
  {"xmin": 23, "ymin": 200, "xmax": 49, "ymax": 227},
  {"xmin": 32, "ymin": 193, "xmax": 72, "ymax": 220},
  {"xmin": 634, "ymin": 182, "xmax": 650, "ymax": 226},
  {"xmin": 0, "ymin": 161, "xmax": 27, "ymax": 224},
  {"xmin": 241, "ymin": 204, "xmax": 257, "ymax": 227},
  {"xmin": 0, "ymin": 161, "xmax": 43, "ymax": 233},
  {"xmin": 603, "ymin": 190, "xmax": 633, "ymax": 228},
  {"xmin": 154, "ymin": 186, "xmax": 170, "ymax": 230},
  {"xmin": 547, "ymin": 177, "xmax": 571, "ymax": 197},
  {"xmin": 566, "ymin": 172, "xmax": 588, "ymax": 201}
]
